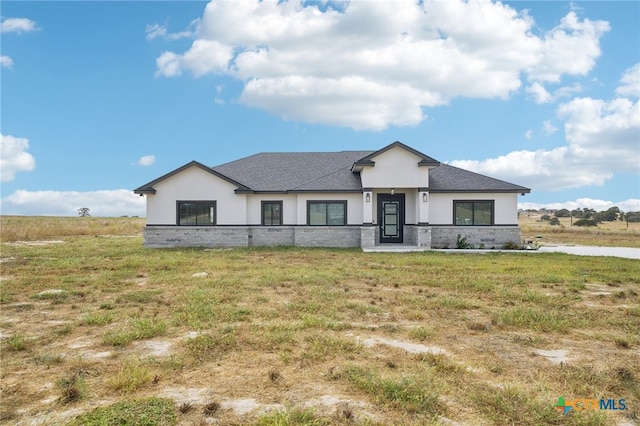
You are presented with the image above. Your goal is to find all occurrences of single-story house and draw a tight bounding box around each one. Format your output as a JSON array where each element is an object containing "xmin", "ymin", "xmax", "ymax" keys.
[{"xmin": 134, "ymin": 141, "xmax": 530, "ymax": 249}]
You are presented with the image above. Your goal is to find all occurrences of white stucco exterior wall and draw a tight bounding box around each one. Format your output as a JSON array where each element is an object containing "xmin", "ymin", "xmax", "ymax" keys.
[
  {"xmin": 429, "ymin": 193, "xmax": 519, "ymax": 225},
  {"xmin": 295, "ymin": 193, "xmax": 363, "ymax": 225},
  {"xmin": 145, "ymin": 166, "xmax": 246, "ymax": 225},
  {"xmin": 360, "ymin": 147, "xmax": 430, "ymax": 189},
  {"xmin": 246, "ymin": 194, "xmax": 297, "ymax": 225},
  {"xmin": 404, "ymin": 189, "xmax": 417, "ymax": 224}
]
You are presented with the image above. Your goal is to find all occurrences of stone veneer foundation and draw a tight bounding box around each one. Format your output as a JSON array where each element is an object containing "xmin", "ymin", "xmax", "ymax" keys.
[{"xmin": 144, "ymin": 225, "xmax": 520, "ymax": 250}]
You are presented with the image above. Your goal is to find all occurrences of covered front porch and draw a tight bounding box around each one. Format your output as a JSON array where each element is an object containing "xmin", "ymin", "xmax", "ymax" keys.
[{"xmin": 359, "ymin": 186, "xmax": 431, "ymax": 250}]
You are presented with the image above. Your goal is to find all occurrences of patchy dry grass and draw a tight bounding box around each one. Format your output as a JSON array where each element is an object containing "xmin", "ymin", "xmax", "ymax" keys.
[
  {"xmin": 0, "ymin": 215, "xmax": 145, "ymax": 242},
  {"xmin": 0, "ymin": 216, "xmax": 639, "ymax": 425}
]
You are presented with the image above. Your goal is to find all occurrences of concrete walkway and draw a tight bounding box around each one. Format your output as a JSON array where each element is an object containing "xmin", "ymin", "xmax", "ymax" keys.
[
  {"xmin": 362, "ymin": 245, "xmax": 430, "ymax": 252},
  {"xmin": 537, "ymin": 245, "xmax": 639, "ymax": 260},
  {"xmin": 363, "ymin": 245, "xmax": 639, "ymax": 259}
]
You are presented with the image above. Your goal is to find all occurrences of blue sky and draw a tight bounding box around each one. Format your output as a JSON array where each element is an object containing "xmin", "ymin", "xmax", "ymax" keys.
[{"xmin": 1, "ymin": 0, "xmax": 638, "ymax": 217}]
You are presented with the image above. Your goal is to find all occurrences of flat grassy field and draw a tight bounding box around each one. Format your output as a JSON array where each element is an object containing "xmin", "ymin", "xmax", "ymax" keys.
[
  {"xmin": 1, "ymin": 216, "xmax": 639, "ymax": 425},
  {"xmin": 520, "ymin": 213, "xmax": 640, "ymax": 248}
]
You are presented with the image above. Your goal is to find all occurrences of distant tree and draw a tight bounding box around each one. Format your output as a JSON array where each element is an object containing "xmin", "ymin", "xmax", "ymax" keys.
[
  {"xmin": 540, "ymin": 214, "xmax": 551, "ymax": 221},
  {"xmin": 572, "ymin": 208, "xmax": 597, "ymax": 219},
  {"xmin": 625, "ymin": 212, "xmax": 640, "ymax": 223},
  {"xmin": 573, "ymin": 218, "xmax": 598, "ymax": 227},
  {"xmin": 554, "ymin": 209, "xmax": 571, "ymax": 218},
  {"xmin": 600, "ymin": 206, "xmax": 621, "ymax": 222},
  {"xmin": 549, "ymin": 217, "xmax": 561, "ymax": 226},
  {"xmin": 78, "ymin": 207, "xmax": 91, "ymax": 217}
]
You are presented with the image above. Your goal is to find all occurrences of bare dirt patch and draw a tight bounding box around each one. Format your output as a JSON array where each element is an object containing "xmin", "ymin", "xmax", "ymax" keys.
[
  {"xmin": 7, "ymin": 240, "xmax": 66, "ymax": 246},
  {"xmin": 356, "ymin": 334, "xmax": 446, "ymax": 355},
  {"xmin": 534, "ymin": 349, "xmax": 571, "ymax": 365}
]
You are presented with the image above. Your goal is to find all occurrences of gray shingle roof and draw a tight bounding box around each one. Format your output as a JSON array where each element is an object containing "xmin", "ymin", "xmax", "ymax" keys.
[
  {"xmin": 212, "ymin": 151, "xmax": 373, "ymax": 192},
  {"xmin": 429, "ymin": 164, "xmax": 530, "ymax": 193},
  {"xmin": 134, "ymin": 142, "xmax": 530, "ymax": 194}
]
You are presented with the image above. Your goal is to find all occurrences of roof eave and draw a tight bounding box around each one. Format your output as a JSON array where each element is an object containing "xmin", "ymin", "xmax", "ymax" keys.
[
  {"xmin": 134, "ymin": 160, "xmax": 252, "ymax": 194},
  {"xmin": 235, "ymin": 189, "xmax": 292, "ymax": 194},
  {"xmin": 429, "ymin": 188, "xmax": 531, "ymax": 193},
  {"xmin": 291, "ymin": 189, "xmax": 363, "ymax": 193},
  {"xmin": 133, "ymin": 187, "xmax": 156, "ymax": 195},
  {"xmin": 354, "ymin": 141, "xmax": 440, "ymax": 165},
  {"xmin": 350, "ymin": 160, "xmax": 374, "ymax": 172}
]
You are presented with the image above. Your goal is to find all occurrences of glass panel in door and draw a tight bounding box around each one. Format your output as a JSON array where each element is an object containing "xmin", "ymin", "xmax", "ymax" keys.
[{"xmin": 383, "ymin": 201, "xmax": 399, "ymax": 238}]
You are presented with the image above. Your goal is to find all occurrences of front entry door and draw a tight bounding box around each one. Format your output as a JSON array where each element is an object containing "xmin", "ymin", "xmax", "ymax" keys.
[{"xmin": 378, "ymin": 194, "xmax": 404, "ymax": 243}]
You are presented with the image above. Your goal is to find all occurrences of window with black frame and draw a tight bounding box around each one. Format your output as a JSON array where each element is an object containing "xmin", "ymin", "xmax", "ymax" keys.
[
  {"xmin": 307, "ymin": 201, "xmax": 346, "ymax": 226},
  {"xmin": 177, "ymin": 201, "xmax": 216, "ymax": 226},
  {"xmin": 454, "ymin": 201, "xmax": 493, "ymax": 226},
  {"xmin": 262, "ymin": 201, "xmax": 283, "ymax": 226}
]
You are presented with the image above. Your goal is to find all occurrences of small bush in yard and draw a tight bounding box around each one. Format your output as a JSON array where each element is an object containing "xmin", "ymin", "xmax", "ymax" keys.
[
  {"xmin": 503, "ymin": 241, "xmax": 521, "ymax": 250},
  {"xmin": 57, "ymin": 372, "xmax": 87, "ymax": 403}
]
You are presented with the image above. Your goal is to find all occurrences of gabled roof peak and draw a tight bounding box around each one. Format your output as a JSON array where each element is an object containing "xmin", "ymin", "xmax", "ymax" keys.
[
  {"xmin": 133, "ymin": 160, "xmax": 249, "ymax": 195},
  {"xmin": 351, "ymin": 141, "xmax": 440, "ymax": 171}
]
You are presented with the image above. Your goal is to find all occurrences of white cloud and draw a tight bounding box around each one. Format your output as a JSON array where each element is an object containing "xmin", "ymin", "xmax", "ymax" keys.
[
  {"xmin": 541, "ymin": 120, "xmax": 558, "ymax": 136},
  {"xmin": 0, "ymin": 189, "xmax": 146, "ymax": 217},
  {"xmin": 156, "ymin": 39, "xmax": 233, "ymax": 77},
  {"xmin": 155, "ymin": 51, "xmax": 182, "ymax": 77},
  {"xmin": 557, "ymin": 97, "xmax": 640, "ymax": 172},
  {"xmin": 554, "ymin": 83, "xmax": 583, "ymax": 99},
  {"xmin": 214, "ymin": 84, "xmax": 225, "ymax": 104},
  {"xmin": 524, "ymin": 130, "xmax": 533, "ymax": 140},
  {"xmin": 519, "ymin": 198, "xmax": 640, "ymax": 213},
  {"xmin": 526, "ymin": 82, "xmax": 582, "ymax": 104},
  {"xmin": 526, "ymin": 82, "xmax": 552, "ymax": 104},
  {"xmin": 0, "ymin": 134, "xmax": 36, "ymax": 182},
  {"xmin": 155, "ymin": 0, "xmax": 609, "ymax": 130},
  {"xmin": 1, "ymin": 55, "xmax": 14, "ymax": 69},
  {"xmin": 449, "ymin": 146, "xmax": 614, "ymax": 191},
  {"xmin": 1, "ymin": 18, "xmax": 38, "ymax": 68},
  {"xmin": 450, "ymin": 65, "xmax": 640, "ymax": 192},
  {"xmin": 146, "ymin": 21, "xmax": 196, "ymax": 41},
  {"xmin": 616, "ymin": 63, "xmax": 640, "ymax": 98},
  {"xmin": 526, "ymin": 12, "xmax": 609, "ymax": 83},
  {"xmin": 136, "ymin": 155, "xmax": 156, "ymax": 166},
  {"xmin": 145, "ymin": 23, "xmax": 167, "ymax": 41},
  {"xmin": 1, "ymin": 17, "xmax": 39, "ymax": 33},
  {"xmin": 240, "ymin": 75, "xmax": 429, "ymax": 130}
]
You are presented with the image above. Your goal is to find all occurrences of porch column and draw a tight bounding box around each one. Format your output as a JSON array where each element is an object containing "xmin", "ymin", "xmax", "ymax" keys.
[
  {"xmin": 361, "ymin": 190, "xmax": 375, "ymax": 249},
  {"xmin": 416, "ymin": 189, "xmax": 431, "ymax": 248},
  {"xmin": 362, "ymin": 189, "xmax": 373, "ymax": 224},
  {"xmin": 418, "ymin": 188, "xmax": 429, "ymax": 224}
]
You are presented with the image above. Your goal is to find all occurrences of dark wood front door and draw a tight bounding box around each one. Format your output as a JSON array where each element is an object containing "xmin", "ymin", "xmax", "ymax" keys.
[{"xmin": 378, "ymin": 194, "xmax": 404, "ymax": 243}]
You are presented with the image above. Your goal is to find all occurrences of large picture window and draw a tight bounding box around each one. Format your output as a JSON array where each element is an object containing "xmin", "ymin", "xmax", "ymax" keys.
[
  {"xmin": 177, "ymin": 201, "xmax": 216, "ymax": 226},
  {"xmin": 307, "ymin": 201, "xmax": 346, "ymax": 226},
  {"xmin": 262, "ymin": 201, "xmax": 283, "ymax": 226},
  {"xmin": 454, "ymin": 201, "xmax": 493, "ymax": 226}
]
